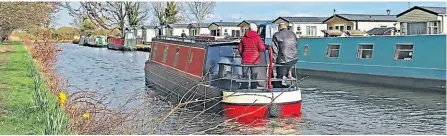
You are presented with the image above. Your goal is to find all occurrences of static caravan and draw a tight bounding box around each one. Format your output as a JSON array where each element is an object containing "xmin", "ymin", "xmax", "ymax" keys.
[{"xmin": 142, "ymin": 25, "xmax": 158, "ymax": 44}]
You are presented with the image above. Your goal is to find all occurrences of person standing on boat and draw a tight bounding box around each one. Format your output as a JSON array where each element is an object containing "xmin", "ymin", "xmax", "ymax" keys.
[
  {"xmin": 238, "ymin": 23, "xmax": 266, "ymax": 88},
  {"xmin": 271, "ymin": 23, "xmax": 298, "ymax": 85},
  {"xmin": 181, "ymin": 30, "xmax": 187, "ymax": 41}
]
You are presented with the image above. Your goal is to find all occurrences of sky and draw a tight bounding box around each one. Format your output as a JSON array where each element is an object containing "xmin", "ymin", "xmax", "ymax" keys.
[{"xmin": 53, "ymin": 1, "xmax": 447, "ymax": 27}]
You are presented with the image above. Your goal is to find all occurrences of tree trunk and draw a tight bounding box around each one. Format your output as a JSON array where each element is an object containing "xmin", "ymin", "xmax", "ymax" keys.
[
  {"xmin": 120, "ymin": 21, "xmax": 125, "ymax": 38},
  {"xmin": 0, "ymin": 28, "xmax": 12, "ymax": 42}
]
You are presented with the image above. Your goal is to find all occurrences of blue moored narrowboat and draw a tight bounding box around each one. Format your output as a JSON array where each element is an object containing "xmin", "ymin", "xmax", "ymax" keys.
[{"xmin": 259, "ymin": 22, "xmax": 446, "ymax": 91}]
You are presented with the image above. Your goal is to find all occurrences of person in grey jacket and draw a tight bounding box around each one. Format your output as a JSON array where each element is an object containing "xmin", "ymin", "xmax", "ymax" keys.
[{"xmin": 271, "ymin": 23, "xmax": 298, "ymax": 83}]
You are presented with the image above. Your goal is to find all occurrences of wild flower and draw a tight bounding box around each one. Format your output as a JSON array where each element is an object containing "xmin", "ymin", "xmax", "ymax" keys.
[
  {"xmin": 83, "ymin": 112, "xmax": 90, "ymax": 120},
  {"xmin": 59, "ymin": 91, "xmax": 67, "ymax": 106}
]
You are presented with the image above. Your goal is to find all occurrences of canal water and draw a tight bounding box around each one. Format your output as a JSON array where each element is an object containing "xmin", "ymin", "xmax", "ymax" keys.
[{"xmin": 55, "ymin": 43, "xmax": 446, "ymax": 135}]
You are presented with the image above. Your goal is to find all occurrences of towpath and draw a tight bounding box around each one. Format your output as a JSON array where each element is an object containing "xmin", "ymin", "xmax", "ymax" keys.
[{"xmin": 0, "ymin": 44, "xmax": 9, "ymax": 118}]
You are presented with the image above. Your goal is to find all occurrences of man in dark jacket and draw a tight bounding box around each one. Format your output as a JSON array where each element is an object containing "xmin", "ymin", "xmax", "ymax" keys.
[
  {"xmin": 272, "ymin": 23, "xmax": 298, "ymax": 84},
  {"xmin": 181, "ymin": 30, "xmax": 187, "ymax": 41},
  {"xmin": 238, "ymin": 23, "xmax": 266, "ymax": 88}
]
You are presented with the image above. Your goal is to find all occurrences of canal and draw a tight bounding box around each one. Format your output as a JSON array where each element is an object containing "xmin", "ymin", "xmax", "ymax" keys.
[{"xmin": 55, "ymin": 43, "xmax": 446, "ymax": 135}]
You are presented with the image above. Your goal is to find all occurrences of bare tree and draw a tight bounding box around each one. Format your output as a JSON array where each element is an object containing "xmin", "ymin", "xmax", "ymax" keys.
[
  {"xmin": 184, "ymin": 1, "xmax": 216, "ymax": 35},
  {"xmin": 151, "ymin": 2, "xmax": 166, "ymax": 26},
  {"xmin": 61, "ymin": 2, "xmax": 151, "ymax": 37},
  {"xmin": 0, "ymin": 2, "xmax": 59, "ymax": 41},
  {"xmin": 125, "ymin": 2, "xmax": 151, "ymax": 26},
  {"xmin": 151, "ymin": 1, "xmax": 184, "ymax": 26}
]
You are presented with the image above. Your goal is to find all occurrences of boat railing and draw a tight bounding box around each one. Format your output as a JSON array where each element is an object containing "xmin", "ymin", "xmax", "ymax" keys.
[
  {"xmin": 216, "ymin": 61, "xmax": 298, "ymax": 92},
  {"xmin": 156, "ymin": 35, "xmax": 239, "ymax": 45}
]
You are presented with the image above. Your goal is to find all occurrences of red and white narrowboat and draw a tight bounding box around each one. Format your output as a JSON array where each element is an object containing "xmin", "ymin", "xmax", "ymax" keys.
[
  {"xmin": 144, "ymin": 35, "xmax": 302, "ymax": 126},
  {"xmin": 107, "ymin": 32, "xmax": 137, "ymax": 51}
]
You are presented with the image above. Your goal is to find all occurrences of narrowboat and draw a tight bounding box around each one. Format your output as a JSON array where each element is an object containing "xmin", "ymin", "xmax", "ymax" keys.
[
  {"xmin": 107, "ymin": 31, "xmax": 137, "ymax": 51},
  {"xmin": 85, "ymin": 35, "xmax": 107, "ymax": 48},
  {"xmin": 259, "ymin": 22, "xmax": 446, "ymax": 91},
  {"xmin": 144, "ymin": 36, "xmax": 302, "ymax": 125},
  {"xmin": 78, "ymin": 34, "xmax": 89, "ymax": 45}
]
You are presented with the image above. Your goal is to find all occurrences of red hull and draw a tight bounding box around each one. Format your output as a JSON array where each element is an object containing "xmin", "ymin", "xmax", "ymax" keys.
[{"xmin": 223, "ymin": 102, "xmax": 302, "ymax": 126}]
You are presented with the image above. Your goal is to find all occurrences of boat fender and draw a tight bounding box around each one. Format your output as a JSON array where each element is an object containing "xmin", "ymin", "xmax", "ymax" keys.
[{"xmin": 268, "ymin": 103, "xmax": 281, "ymax": 118}]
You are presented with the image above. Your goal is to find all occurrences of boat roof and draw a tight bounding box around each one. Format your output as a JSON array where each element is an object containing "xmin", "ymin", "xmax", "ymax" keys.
[{"xmin": 153, "ymin": 36, "xmax": 239, "ymax": 48}]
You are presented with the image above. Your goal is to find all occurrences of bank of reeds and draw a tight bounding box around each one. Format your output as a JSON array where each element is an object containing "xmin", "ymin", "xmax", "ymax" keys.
[
  {"xmin": 23, "ymin": 30, "xmax": 133, "ymax": 134},
  {"xmin": 26, "ymin": 54, "xmax": 69, "ymax": 134}
]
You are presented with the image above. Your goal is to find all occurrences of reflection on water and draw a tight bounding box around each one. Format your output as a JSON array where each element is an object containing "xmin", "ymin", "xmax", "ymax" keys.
[{"xmin": 55, "ymin": 43, "xmax": 446, "ymax": 135}]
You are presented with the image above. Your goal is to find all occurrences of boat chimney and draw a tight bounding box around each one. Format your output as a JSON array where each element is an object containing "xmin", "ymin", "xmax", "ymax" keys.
[
  {"xmin": 386, "ymin": 9, "xmax": 391, "ymax": 15},
  {"xmin": 333, "ymin": 9, "xmax": 336, "ymax": 15}
]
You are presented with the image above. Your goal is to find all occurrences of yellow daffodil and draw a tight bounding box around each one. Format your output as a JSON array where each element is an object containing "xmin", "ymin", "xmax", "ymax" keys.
[
  {"xmin": 59, "ymin": 91, "xmax": 67, "ymax": 106},
  {"xmin": 83, "ymin": 112, "xmax": 90, "ymax": 120}
]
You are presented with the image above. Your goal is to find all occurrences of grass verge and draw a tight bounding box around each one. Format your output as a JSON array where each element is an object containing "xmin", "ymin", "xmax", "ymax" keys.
[
  {"xmin": 0, "ymin": 42, "xmax": 69, "ymax": 134},
  {"xmin": 136, "ymin": 44, "xmax": 151, "ymax": 52}
]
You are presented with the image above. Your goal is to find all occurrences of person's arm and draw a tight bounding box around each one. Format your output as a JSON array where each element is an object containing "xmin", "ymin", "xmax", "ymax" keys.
[{"xmin": 271, "ymin": 35, "xmax": 279, "ymax": 63}]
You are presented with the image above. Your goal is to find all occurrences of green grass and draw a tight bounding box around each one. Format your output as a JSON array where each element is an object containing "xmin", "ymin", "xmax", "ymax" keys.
[{"xmin": 0, "ymin": 42, "xmax": 69, "ymax": 134}]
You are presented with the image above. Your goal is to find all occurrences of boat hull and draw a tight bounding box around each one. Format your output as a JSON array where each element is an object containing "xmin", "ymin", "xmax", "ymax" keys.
[
  {"xmin": 222, "ymin": 102, "xmax": 301, "ymax": 126},
  {"xmin": 221, "ymin": 89, "xmax": 302, "ymax": 124},
  {"xmin": 144, "ymin": 60, "xmax": 223, "ymax": 113},
  {"xmin": 107, "ymin": 43, "xmax": 136, "ymax": 51},
  {"xmin": 295, "ymin": 68, "xmax": 445, "ymax": 91},
  {"xmin": 144, "ymin": 60, "xmax": 303, "ymax": 122},
  {"xmin": 84, "ymin": 43, "xmax": 107, "ymax": 48}
]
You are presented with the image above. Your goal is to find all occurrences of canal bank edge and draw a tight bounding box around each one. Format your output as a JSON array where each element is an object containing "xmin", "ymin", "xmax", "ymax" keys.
[{"xmin": 0, "ymin": 41, "xmax": 70, "ymax": 134}]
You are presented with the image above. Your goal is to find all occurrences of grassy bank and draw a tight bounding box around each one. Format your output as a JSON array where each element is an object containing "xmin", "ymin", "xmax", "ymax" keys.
[
  {"xmin": 136, "ymin": 44, "xmax": 151, "ymax": 52},
  {"xmin": 0, "ymin": 42, "xmax": 69, "ymax": 134}
]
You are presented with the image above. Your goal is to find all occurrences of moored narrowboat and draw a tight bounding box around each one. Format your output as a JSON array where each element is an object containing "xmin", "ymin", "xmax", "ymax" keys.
[
  {"xmin": 78, "ymin": 34, "xmax": 89, "ymax": 45},
  {"xmin": 259, "ymin": 22, "xmax": 446, "ymax": 91},
  {"xmin": 107, "ymin": 32, "xmax": 137, "ymax": 51},
  {"xmin": 144, "ymin": 36, "xmax": 303, "ymax": 126},
  {"xmin": 85, "ymin": 35, "xmax": 108, "ymax": 48}
]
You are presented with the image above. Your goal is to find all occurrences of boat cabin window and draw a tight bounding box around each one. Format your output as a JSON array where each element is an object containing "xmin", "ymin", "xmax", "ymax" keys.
[
  {"xmin": 326, "ymin": 44, "xmax": 340, "ymax": 58},
  {"xmin": 162, "ymin": 45, "xmax": 169, "ymax": 63},
  {"xmin": 173, "ymin": 48, "xmax": 180, "ymax": 66},
  {"xmin": 394, "ymin": 44, "xmax": 414, "ymax": 61},
  {"xmin": 303, "ymin": 45, "xmax": 309, "ymax": 56},
  {"xmin": 357, "ymin": 44, "xmax": 374, "ymax": 59},
  {"xmin": 187, "ymin": 51, "xmax": 193, "ymax": 64},
  {"xmin": 151, "ymin": 43, "xmax": 158, "ymax": 59}
]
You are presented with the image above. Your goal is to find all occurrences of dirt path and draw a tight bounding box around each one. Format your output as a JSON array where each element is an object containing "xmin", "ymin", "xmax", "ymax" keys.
[
  {"xmin": 0, "ymin": 45, "xmax": 9, "ymax": 64},
  {"xmin": 0, "ymin": 45, "xmax": 9, "ymax": 117}
]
